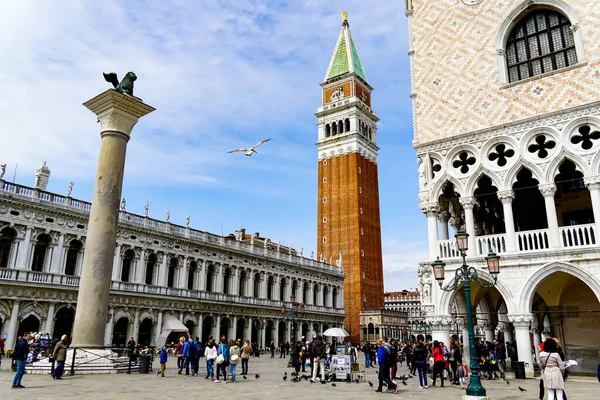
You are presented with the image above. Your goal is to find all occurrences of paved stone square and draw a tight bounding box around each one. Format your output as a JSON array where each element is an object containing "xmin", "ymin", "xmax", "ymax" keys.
[{"xmin": 1, "ymin": 356, "xmax": 597, "ymax": 399}]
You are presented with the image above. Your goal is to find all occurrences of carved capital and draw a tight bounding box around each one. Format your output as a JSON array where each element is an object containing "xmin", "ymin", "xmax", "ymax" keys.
[
  {"xmin": 570, "ymin": 23, "xmax": 580, "ymax": 32},
  {"xmin": 496, "ymin": 48, "xmax": 505, "ymax": 56},
  {"xmin": 420, "ymin": 203, "xmax": 440, "ymax": 215},
  {"xmin": 508, "ymin": 314, "xmax": 533, "ymax": 328},
  {"xmin": 497, "ymin": 190, "xmax": 515, "ymax": 203},
  {"xmin": 539, "ymin": 184, "xmax": 557, "ymax": 197},
  {"xmin": 459, "ymin": 196, "xmax": 477, "ymax": 209},
  {"xmin": 584, "ymin": 176, "xmax": 600, "ymax": 190},
  {"xmin": 438, "ymin": 210, "xmax": 451, "ymax": 223}
]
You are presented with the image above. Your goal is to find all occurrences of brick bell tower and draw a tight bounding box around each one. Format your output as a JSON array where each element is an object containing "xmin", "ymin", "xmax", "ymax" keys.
[{"xmin": 316, "ymin": 12, "xmax": 384, "ymax": 343}]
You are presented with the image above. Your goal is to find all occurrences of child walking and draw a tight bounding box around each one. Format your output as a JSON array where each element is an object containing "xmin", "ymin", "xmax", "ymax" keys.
[{"xmin": 157, "ymin": 346, "xmax": 168, "ymax": 377}]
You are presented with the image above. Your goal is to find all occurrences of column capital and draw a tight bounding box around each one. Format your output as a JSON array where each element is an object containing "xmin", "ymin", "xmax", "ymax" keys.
[
  {"xmin": 420, "ymin": 202, "xmax": 440, "ymax": 215},
  {"xmin": 438, "ymin": 210, "xmax": 451, "ymax": 223},
  {"xmin": 539, "ymin": 183, "xmax": 557, "ymax": 197},
  {"xmin": 83, "ymin": 90, "xmax": 155, "ymax": 140},
  {"xmin": 508, "ymin": 314, "xmax": 533, "ymax": 328},
  {"xmin": 459, "ymin": 196, "xmax": 477, "ymax": 209},
  {"xmin": 497, "ymin": 190, "xmax": 515, "ymax": 203},
  {"xmin": 584, "ymin": 175, "xmax": 600, "ymax": 190}
]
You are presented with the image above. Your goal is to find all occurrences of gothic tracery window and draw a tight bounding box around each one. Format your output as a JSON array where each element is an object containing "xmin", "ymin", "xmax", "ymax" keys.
[{"xmin": 506, "ymin": 10, "xmax": 577, "ymax": 83}]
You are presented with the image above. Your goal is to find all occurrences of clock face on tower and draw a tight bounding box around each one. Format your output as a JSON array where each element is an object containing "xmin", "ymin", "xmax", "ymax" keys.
[{"xmin": 462, "ymin": 0, "xmax": 484, "ymax": 5}]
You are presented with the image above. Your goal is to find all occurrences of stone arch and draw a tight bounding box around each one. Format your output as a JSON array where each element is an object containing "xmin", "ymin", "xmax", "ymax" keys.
[
  {"xmin": 546, "ymin": 153, "xmax": 589, "ymax": 183},
  {"xmin": 0, "ymin": 301, "xmax": 11, "ymax": 323},
  {"xmin": 139, "ymin": 310, "xmax": 155, "ymax": 323},
  {"xmin": 506, "ymin": 161, "xmax": 544, "ymax": 189},
  {"xmin": 519, "ymin": 261, "xmax": 600, "ymax": 313},
  {"xmin": 495, "ymin": 0, "xmax": 585, "ymax": 84},
  {"xmin": 438, "ymin": 269, "xmax": 516, "ymax": 316},
  {"xmin": 113, "ymin": 308, "xmax": 133, "ymax": 323},
  {"xmin": 431, "ymin": 175, "xmax": 464, "ymax": 204},
  {"xmin": 465, "ymin": 169, "xmax": 504, "ymax": 197},
  {"xmin": 20, "ymin": 302, "xmax": 44, "ymax": 322},
  {"xmin": 183, "ymin": 313, "xmax": 197, "ymax": 326}
]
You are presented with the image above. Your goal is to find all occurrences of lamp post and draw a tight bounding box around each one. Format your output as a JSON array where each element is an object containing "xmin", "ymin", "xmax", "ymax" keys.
[
  {"xmin": 431, "ymin": 230, "xmax": 500, "ymax": 398},
  {"xmin": 281, "ymin": 295, "xmax": 305, "ymax": 340}
]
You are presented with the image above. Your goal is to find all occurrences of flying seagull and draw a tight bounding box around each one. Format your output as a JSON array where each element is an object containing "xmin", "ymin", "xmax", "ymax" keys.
[{"xmin": 227, "ymin": 138, "xmax": 271, "ymax": 157}]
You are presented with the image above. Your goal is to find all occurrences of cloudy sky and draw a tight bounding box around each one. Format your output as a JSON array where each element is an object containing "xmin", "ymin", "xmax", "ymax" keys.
[{"xmin": 0, "ymin": 0, "xmax": 426, "ymax": 290}]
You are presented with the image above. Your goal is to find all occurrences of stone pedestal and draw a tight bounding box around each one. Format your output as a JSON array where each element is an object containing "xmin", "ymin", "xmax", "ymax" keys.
[{"xmin": 71, "ymin": 89, "xmax": 154, "ymax": 348}]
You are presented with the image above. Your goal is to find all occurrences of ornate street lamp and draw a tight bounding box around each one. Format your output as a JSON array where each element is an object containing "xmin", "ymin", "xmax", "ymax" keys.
[{"xmin": 432, "ymin": 229, "xmax": 501, "ymax": 398}]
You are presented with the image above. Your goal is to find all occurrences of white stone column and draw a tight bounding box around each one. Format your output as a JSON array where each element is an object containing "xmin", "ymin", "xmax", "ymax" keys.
[
  {"xmin": 438, "ymin": 211, "xmax": 450, "ymax": 240},
  {"xmin": 197, "ymin": 314, "xmax": 203, "ymax": 341},
  {"xmin": 159, "ymin": 254, "xmax": 168, "ymax": 287},
  {"xmin": 75, "ymin": 248, "xmax": 84, "ymax": 276},
  {"xmin": 509, "ymin": 314, "xmax": 535, "ymax": 378},
  {"xmin": 111, "ymin": 244, "xmax": 122, "ymax": 282},
  {"xmin": 50, "ymin": 233, "xmax": 65, "ymax": 273},
  {"xmin": 245, "ymin": 319, "xmax": 252, "ymax": 342},
  {"xmin": 247, "ymin": 270, "xmax": 254, "ymax": 297},
  {"xmin": 154, "ymin": 311, "xmax": 163, "ymax": 347},
  {"xmin": 214, "ymin": 315, "xmax": 221, "ymax": 339},
  {"xmin": 135, "ymin": 248, "xmax": 145, "ymax": 284},
  {"xmin": 44, "ymin": 302, "xmax": 56, "ymax": 335},
  {"xmin": 539, "ymin": 184, "xmax": 560, "ymax": 248},
  {"xmin": 430, "ymin": 318, "xmax": 451, "ymax": 344},
  {"xmin": 422, "ymin": 203, "xmax": 440, "ymax": 260},
  {"xmin": 231, "ymin": 316, "xmax": 238, "ymax": 341},
  {"xmin": 459, "ymin": 197, "xmax": 477, "ymax": 256},
  {"xmin": 585, "ymin": 177, "xmax": 600, "ymax": 234},
  {"xmin": 232, "ymin": 268, "xmax": 239, "ymax": 296},
  {"xmin": 72, "ymin": 82, "xmax": 154, "ymax": 348},
  {"xmin": 215, "ymin": 264, "xmax": 223, "ymax": 293},
  {"xmin": 179, "ymin": 257, "xmax": 188, "ymax": 289},
  {"xmin": 199, "ymin": 260, "xmax": 206, "ymax": 291},
  {"xmin": 5, "ymin": 300, "xmax": 21, "ymax": 350},
  {"xmin": 274, "ymin": 319, "xmax": 280, "ymax": 346},
  {"xmin": 104, "ymin": 308, "xmax": 114, "ymax": 347},
  {"xmin": 484, "ymin": 326, "xmax": 495, "ymax": 342},
  {"xmin": 261, "ymin": 324, "xmax": 266, "ymax": 347},
  {"xmin": 16, "ymin": 227, "xmax": 32, "ymax": 269},
  {"xmin": 286, "ymin": 321, "xmax": 292, "ymax": 343},
  {"xmin": 132, "ymin": 308, "xmax": 140, "ymax": 343},
  {"xmin": 498, "ymin": 190, "xmax": 517, "ymax": 253}
]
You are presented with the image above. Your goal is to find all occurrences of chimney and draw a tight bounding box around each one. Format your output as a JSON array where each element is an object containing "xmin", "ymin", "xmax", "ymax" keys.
[
  {"xmin": 34, "ymin": 161, "xmax": 51, "ymax": 191},
  {"xmin": 254, "ymin": 232, "xmax": 260, "ymax": 238}
]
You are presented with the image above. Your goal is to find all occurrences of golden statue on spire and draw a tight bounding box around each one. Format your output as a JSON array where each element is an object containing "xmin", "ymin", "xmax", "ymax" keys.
[{"xmin": 342, "ymin": 11, "xmax": 348, "ymax": 21}]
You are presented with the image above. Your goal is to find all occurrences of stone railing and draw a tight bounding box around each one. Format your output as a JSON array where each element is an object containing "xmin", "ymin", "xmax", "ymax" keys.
[
  {"xmin": 0, "ymin": 270, "xmax": 345, "ymax": 315},
  {"xmin": 0, "ymin": 182, "xmax": 342, "ymax": 275},
  {"xmin": 437, "ymin": 224, "xmax": 598, "ymax": 260}
]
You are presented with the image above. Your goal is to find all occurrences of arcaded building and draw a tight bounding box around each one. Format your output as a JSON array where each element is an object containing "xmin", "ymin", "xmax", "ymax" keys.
[
  {"xmin": 316, "ymin": 14, "xmax": 385, "ymax": 343},
  {"xmin": 408, "ymin": 0, "xmax": 600, "ymax": 375},
  {"xmin": 0, "ymin": 165, "xmax": 345, "ymax": 350}
]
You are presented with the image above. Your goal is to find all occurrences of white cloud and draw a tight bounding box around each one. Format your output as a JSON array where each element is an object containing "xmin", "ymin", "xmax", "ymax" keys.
[{"xmin": 382, "ymin": 239, "xmax": 428, "ymax": 291}]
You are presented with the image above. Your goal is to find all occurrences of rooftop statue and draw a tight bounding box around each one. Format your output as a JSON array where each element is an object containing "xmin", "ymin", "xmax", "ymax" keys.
[{"xmin": 103, "ymin": 72, "xmax": 141, "ymax": 101}]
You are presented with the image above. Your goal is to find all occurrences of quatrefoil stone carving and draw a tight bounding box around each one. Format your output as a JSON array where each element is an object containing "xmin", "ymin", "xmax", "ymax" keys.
[
  {"xmin": 488, "ymin": 144, "xmax": 515, "ymax": 167},
  {"xmin": 528, "ymin": 135, "xmax": 556, "ymax": 159},
  {"xmin": 571, "ymin": 125, "xmax": 600, "ymax": 150},
  {"xmin": 452, "ymin": 152, "xmax": 476, "ymax": 174}
]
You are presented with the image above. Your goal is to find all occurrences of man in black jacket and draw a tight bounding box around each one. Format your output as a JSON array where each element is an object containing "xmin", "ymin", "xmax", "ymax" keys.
[
  {"xmin": 11, "ymin": 332, "xmax": 30, "ymax": 389},
  {"xmin": 310, "ymin": 336, "xmax": 327, "ymax": 382}
]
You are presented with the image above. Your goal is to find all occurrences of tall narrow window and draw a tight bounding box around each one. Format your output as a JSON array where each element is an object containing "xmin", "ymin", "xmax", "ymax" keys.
[
  {"xmin": 31, "ymin": 234, "xmax": 51, "ymax": 272},
  {"xmin": 64, "ymin": 240, "xmax": 82, "ymax": 276},
  {"xmin": 0, "ymin": 228, "xmax": 16, "ymax": 269},
  {"xmin": 506, "ymin": 10, "xmax": 577, "ymax": 83},
  {"xmin": 145, "ymin": 254, "xmax": 157, "ymax": 285},
  {"xmin": 121, "ymin": 249, "xmax": 135, "ymax": 282}
]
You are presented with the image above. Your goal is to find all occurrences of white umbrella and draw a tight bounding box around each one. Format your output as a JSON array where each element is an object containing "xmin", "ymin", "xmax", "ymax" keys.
[{"xmin": 323, "ymin": 327, "xmax": 350, "ymax": 337}]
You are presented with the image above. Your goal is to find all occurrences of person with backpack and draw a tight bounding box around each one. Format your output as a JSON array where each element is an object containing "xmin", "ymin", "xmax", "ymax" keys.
[
  {"xmin": 215, "ymin": 336, "xmax": 230, "ymax": 383},
  {"xmin": 183, "ymin": 338, "xmax": 193, "ymax": 377},
  {"xmin": 374, "ymin": 338, "xmax": 398, "ymax": 394},
  {"xmin": 229, "ymin": 339, "xmax": 240, "ymax": 383},
  {"xmin": 156, "ymin": 346, "xmax": 168, "ymax": 377},
  {"xmin": 188, "ymin": 337, "xmax": 198, "ymax": 376},
  {"xmin": 389, "ymin": 338, "xmax": 399, "ymax": 382},
  {"xmin": 413, "ymin": 340, "xmax": 429, "ymax": 389}
]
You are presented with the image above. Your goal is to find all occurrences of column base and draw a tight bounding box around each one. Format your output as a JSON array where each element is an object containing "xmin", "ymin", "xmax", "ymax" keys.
[
  {"xmin": 28, "ymin": 348, "xmax": 132, "ymax": 374},
  {"xmin": 463, "ymin": 396, "xmax": 490, "ymax": 400}
]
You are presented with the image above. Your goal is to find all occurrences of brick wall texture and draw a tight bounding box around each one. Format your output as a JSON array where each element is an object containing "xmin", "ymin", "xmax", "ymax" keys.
[
  {"xmin": 411, "ymin": 0, "xmax": 600, "ymax": 145},
  {"xmin": 317, "ymin": 153, "xmax": 384, "ymax": 342}
]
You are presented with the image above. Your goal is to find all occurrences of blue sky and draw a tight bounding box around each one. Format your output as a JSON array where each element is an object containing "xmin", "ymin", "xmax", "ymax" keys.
[{"xmin": 0, "ymin": 0, "xmax": 427, "ymax": 290}]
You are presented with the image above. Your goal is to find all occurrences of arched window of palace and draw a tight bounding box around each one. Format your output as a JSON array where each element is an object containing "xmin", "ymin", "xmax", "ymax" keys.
[
  {"xmin": 64, "ymin": 240, "xmax": 82, "ymax": 276},
  {"xmin": 31, "ymin": 233, "xmax": 51, "ymax": 272},
  {"xmin": 188, "ymin": 261, "xmax": 197, "ymax": 290},
  {"xmin": 167, "ymin": 257, "xmax": 178, "ymax": 288},
  {"xmin": 279, "ymin": 278, "xmax": 286, "ymax": 300},
  {"xmin": 206, "ymin": 264, "xmax": 215, "ymax": 292},
  {"xmin": 253, "ymin": 272, "xmax": 261, "ymax": 298},
  {"xmin": 0, "ymin": 227, "xmax": 17, "ymax": 269},
  {"xmin": 506, "ymin": 10, "xmax": 577, "ymax": 83},
  {"xmin": 267, "ymin": 275, "xmax": 274, "ymax": 300},
  {"xmin": 325, "ymin": 124, "xmax": 331, "ymax": 138},
  {"xmin": 145, "ymin": 253, "xmax": 157, "ymax": 285},
  {"xmin": 223, "ymin": 267, "xmax": 231, "ymax": 294},
  {"xmin": 239, "ymin": 270, "xmax": 247, "ymax": 296},
  {"xmin": 121, "ymin": 249, "xmax": 134, "ymax": 282}
]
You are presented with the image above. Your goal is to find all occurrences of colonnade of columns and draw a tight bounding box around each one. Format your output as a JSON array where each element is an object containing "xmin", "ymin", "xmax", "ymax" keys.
[{"xmin": 424, "ymin": 178, "xmax": 600, "ymax": 258}]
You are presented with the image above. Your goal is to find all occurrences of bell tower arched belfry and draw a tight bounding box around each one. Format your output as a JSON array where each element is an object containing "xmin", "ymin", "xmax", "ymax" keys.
[{"xmin": 316, "ymin": 13, "xmax": 384, "ymax": 343}]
